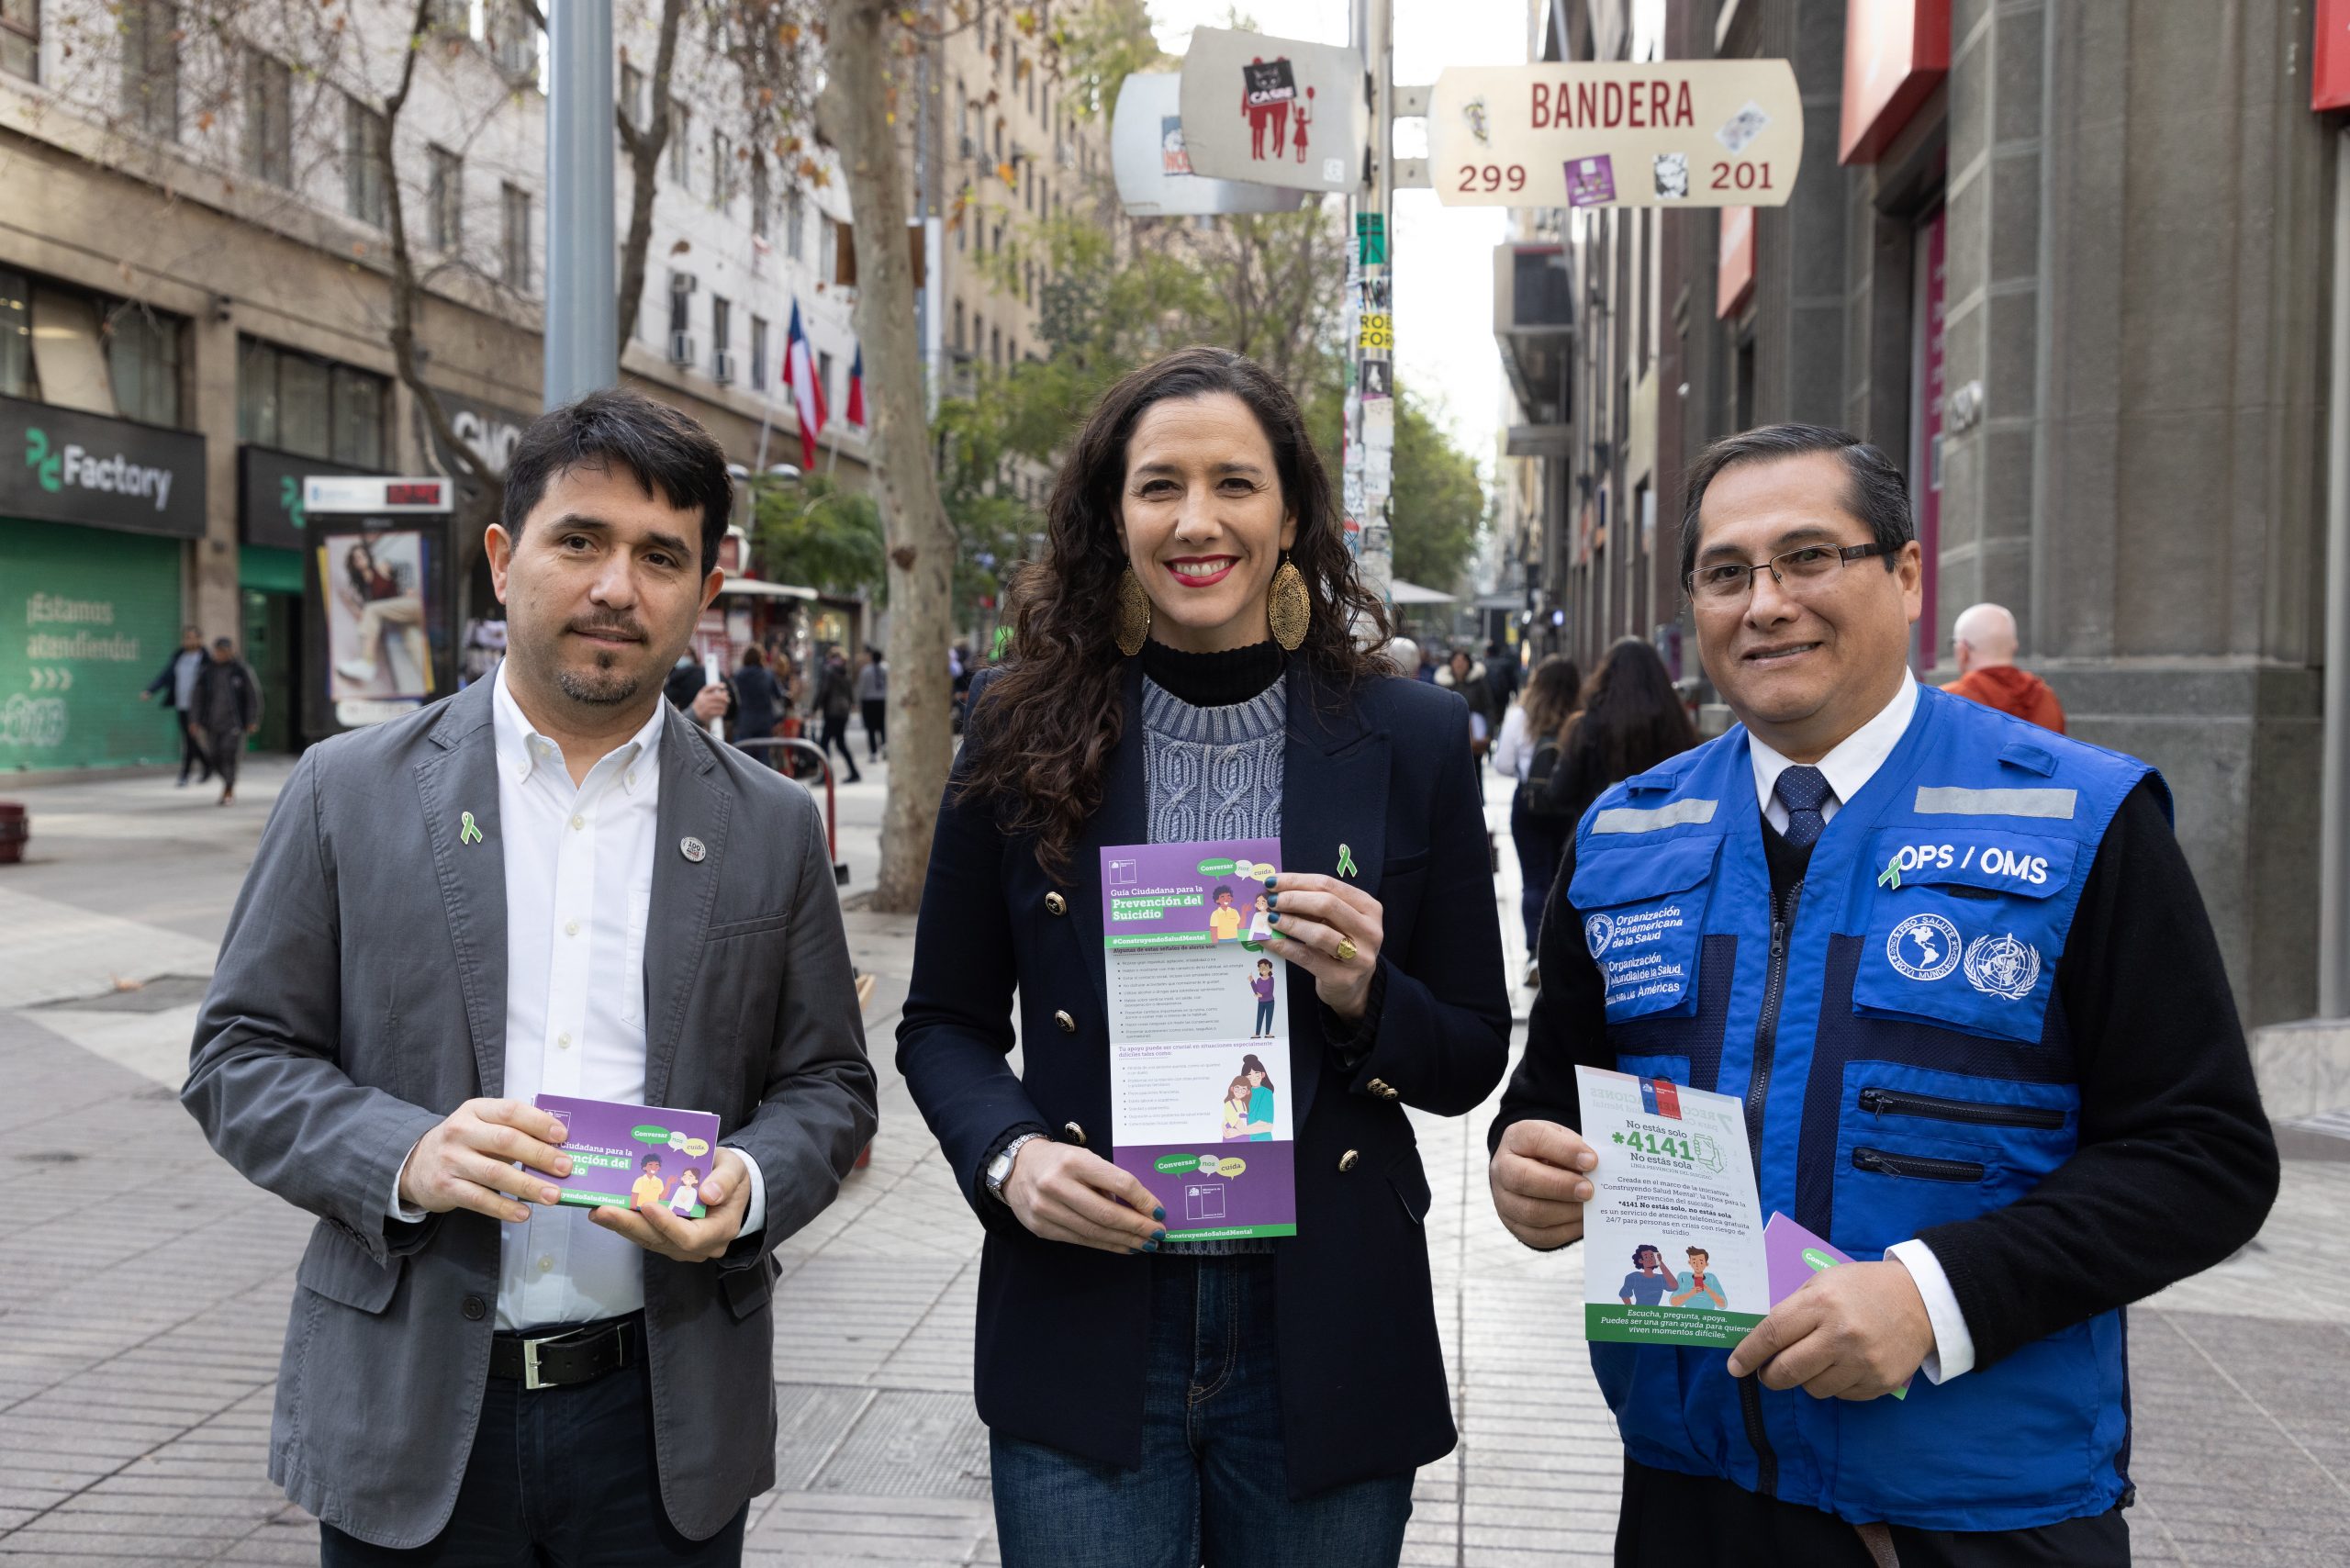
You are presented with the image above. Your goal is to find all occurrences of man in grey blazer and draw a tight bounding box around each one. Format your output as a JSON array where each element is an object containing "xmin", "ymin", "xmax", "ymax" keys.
[{"xmin": 185, "ymin": 388, "xmax": 878, "ymax": 1564}]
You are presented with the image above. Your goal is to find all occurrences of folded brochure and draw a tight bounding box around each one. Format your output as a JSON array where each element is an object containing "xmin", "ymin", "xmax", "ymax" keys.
[
  {"xmin": 1762, "ymin": 1211, "xmax": 1909, "ymax": 1397},
  {"xmin": 533, "ymin": 1093, "xmax": 721, "ymax": 1219}
]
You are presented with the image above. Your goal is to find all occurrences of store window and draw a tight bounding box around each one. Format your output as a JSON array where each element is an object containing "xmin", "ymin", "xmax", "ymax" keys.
[
  {"xmin": 106, "ymin": 308, "xmax": 180, "ymax": 427},
  {"xmin": 238, "ymin": 337, "xmax": 388, "ymax": 468}
]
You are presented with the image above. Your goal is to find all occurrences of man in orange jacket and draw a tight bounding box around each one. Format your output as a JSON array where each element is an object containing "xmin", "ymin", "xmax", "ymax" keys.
[{"xmin": 1943, "ymin": 602, "xmax": 2065, "ymax": 733}]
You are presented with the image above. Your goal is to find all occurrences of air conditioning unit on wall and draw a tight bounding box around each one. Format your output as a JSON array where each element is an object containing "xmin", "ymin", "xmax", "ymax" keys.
[
  {"xmin": 711, "ymin": 351, "xmax": 736, "ymax": 384},
  {"xmin": 667, "ymin": 331, "xmax": 698, "ymax": 366}
]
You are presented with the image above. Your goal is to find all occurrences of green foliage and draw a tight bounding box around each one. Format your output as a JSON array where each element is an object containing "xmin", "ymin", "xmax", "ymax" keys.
[
  {"xmin": 749, "ymin": 473, "xmax": 885, "ymax": 597},
  {"xmin": 1049, "ymin": 1, "xmax": 1165, "ymax": 121},
  {"xmin": 1387, "ymin": 392, "xmax": 1490, "ymax": 591}
]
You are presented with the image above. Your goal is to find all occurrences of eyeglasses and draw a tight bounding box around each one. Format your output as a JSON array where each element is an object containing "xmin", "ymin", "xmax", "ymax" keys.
[{"xmin": 1684, "ymin": 542, "xmax": 1892, "ymax": 604}]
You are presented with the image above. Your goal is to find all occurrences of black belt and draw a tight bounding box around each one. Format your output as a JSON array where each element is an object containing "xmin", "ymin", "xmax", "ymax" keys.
[{"xmin": 488, "ymin": 1314, "xmax": 640, "ymax": 1391}]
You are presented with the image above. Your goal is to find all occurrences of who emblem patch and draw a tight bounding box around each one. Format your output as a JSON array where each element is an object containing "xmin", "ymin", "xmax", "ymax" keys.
[{"xmin": 1964, "ymin": 932, "xmax": 2042, "ymax": 1001}]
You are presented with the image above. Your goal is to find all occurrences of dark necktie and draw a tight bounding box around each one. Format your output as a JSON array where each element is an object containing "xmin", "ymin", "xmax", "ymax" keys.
[{"xmin": 1775, "ymin": 765, "xmax": 1832, "ymax": 849}]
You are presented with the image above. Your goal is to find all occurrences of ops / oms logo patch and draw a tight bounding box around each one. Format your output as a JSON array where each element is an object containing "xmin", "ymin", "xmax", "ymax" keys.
[
  {"xmin": 1886, "ymin": 912, "xmax": 1962, "ymax": 982},
  {"xmin": 1584, "ymin": 913, "xmax": 1616, "ymax": 958}
]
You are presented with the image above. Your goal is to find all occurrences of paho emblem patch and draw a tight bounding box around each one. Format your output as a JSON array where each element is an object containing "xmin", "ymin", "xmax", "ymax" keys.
[
  {"xmin": 1886, "ymin": 913, "xmax": 1962, "ymax": 981},
  {"xmin": 1964, "ymin": 932, "xmax": 2042, "ymax": 1001},
  {"xmin": 1584, "ymin": 913, "xmax": 1617, "ymax": 958}
]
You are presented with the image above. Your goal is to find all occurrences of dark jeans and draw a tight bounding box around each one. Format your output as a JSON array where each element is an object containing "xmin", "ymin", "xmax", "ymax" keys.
[
  {"xmin": 1253, "ymin": 999, "xmax": 1275, "ymax": 1036},
  {"xmin": 818, "ymin": 711, "xmax": 861, "ymax": 778},
  {"xmin": 1509, "ymin": 783, "xmax": 1567, "ymax": 955},
  {"xmin": 207, "ymin": 729, "xmax": 241, "ymax": 793},
  {"xmin": 860, "ymin": 697, "xmax": 887, "ymax": 756},
  {"xmin": 319, "ymin": 1321, "xmax": 746, "ymax": 1567},
  {"xmin": 990, "ymin": 1254, "xmax": 1415, "ymax": 1568},
  {"xmin": 175, "ymin": 710, "xmax": 210, "ymax": 782},
  {"xmin": 1614, "ymin": 1459, "xmax": 2130, "ymax": 1568}
]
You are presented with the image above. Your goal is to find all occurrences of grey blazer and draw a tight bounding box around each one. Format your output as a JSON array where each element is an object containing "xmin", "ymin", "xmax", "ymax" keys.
[{"xmin": 184, "ymin": 677, "xmax": 878, "ymax": 1548}]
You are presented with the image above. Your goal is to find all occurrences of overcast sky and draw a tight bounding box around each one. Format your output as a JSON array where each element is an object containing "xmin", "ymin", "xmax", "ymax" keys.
[{"xmin": 1145, "ymin": 0, "xmax": 1530, "ymax": 468}]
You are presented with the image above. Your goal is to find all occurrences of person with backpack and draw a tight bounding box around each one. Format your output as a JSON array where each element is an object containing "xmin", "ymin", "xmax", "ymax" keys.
[{"xmin": 1491, "ymin": 655, "xmax": 1582, "ymax": 978}]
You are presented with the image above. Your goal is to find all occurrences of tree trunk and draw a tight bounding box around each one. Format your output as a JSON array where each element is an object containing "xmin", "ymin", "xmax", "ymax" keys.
[{"xmin": 818, "ymin": 0, "xmax": 955, "ymax": 913}]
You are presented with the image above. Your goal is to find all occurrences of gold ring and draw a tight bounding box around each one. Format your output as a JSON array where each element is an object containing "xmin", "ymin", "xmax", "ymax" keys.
[{"xmin": 1336, "ymin": 936, "xmax": 1359, "ymax": 962}]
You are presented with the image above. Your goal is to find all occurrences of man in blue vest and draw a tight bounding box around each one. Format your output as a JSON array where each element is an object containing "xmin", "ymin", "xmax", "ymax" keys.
[{"xmin": 1486, "ymin": 425, "xmax": 2278, "ymax": 1565}]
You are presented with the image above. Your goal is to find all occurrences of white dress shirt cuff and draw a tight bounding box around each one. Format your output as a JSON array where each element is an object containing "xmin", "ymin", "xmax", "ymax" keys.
[
  {"xmin": 1886, "ymin": 1238, "xmax": 1975, "ymax": 1383},
  {"xmin": 725, "ymin": 1144, "xmax": 767, "ymax": 1237},
  {"xmin": 390, "ymin": 1137, "xmax": 431, "ymax": 1225}
]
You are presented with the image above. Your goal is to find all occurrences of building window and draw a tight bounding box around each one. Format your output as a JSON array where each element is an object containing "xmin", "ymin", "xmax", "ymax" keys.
[
  {"xmin": 120, "ymin": 2, "xmax": 179, "ymax": 140},
  {"xmin": 344, "ymin": 95, "xmax": 388, "ymax": 228},
  {"xmin": 428, "ymin": 145, "xmax": 463, "ymax": 252},
  {"xmin": 786, "ymin": 186, "xmax": 805, "ymax": 258},
  {"xmin": 750, "ymin": 315, "xmax": 768, "ymax": 390},
  {"xmin": 501, "ymin": 182, "xmax": 532, "ymax": 294},
  {"xmin": 0, "ymin": 268, "xmax": 28, "ymax": 398},
  {"xmin": 238, "ymin": 337, "xmax": 386, "ymax": 467},
  {"xmin": 817, "ymin": 350, "xmax": 834, "ymax": 408},
  {"xmin": 820, "ymin": 215, "xmax": 837, "ymax": 286},
  {"xmin": 952, "ymin": 299, "xmax": 964, "ymax": 353},
  {"xmin": 106, "ymin": 308, "xmax": 181, "ymax": 427},
  {"xmin": 244, "ymin": 51, "xmax": 292, "ymax": 187},
  {"xmin": 621, "ymin": 63, "xmax": 645, "ymax": 131},
  {"xmin": 666, "ymin": 279, "xmax": 690, "ymax": 336},
  {"xmin": 0, "ymin": 0, "xmax": 36, "ymax": 82},
  {"xmin": 750, "ymin": 157, "xmax": 769, "ymax": 238},
  {"xmin": 957, "ymin": 79, "xmax": 968, "ymax": 149},
  {"xmin": 668, "ymin": 106, "xmax": 691, "ymax": 184},
  {"xmin": 990, "ymin": 326, "xmax": 1001, "ymax": 368},
  {"xmin": 711, "ymin": 130, "xmax": 733, "ymax": 207},
  {"xmin": 489, "ymin": 0, "xmax": 537, "ymax": 83},
  {"xmin": 711, "ymin": 295, "xmax": 731, "ymax": 361}
]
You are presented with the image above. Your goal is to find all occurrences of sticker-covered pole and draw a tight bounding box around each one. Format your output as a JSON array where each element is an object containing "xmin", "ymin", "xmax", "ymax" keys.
[{"xmin": 1348, "ymin": 0, "xmax": 1395, "ymax": 625}]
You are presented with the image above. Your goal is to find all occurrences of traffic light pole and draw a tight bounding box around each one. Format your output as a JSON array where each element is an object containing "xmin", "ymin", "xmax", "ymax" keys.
[{"xmin": 544, "ymin": 0, "xmax": 617, "ymax": 409}]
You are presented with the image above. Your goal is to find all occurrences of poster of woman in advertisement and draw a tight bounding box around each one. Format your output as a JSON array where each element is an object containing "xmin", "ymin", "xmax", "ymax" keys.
[{"xmin": 322, "ymin": 533, "xmax": 431, "ymax": 700}]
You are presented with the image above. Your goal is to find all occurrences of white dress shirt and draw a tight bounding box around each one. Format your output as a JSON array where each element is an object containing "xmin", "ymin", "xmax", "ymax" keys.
[
  {"xmin": 392, "ymin": 666, "xmax": 765, "ymax": 1331},
  {"xmin": 1741, "ymin": 671, "xmax": 1976, "ymax": 1384}
]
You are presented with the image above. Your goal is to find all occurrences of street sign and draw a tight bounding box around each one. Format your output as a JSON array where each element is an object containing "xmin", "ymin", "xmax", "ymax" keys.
[
  {"xmin": 302, "ymin": 476, "xmax": 455, "ymax": 515},
  {"xmin": 1427, "ymin": 61, "xmax": 1804, "ymax": 207},
  {"xmin": 1111, "ymin": 73, "xmax": 1306, "ymax": 218},
  {"xmin": 1178, "ymin": 27, "xmax": 1367, "ymax": 196}
]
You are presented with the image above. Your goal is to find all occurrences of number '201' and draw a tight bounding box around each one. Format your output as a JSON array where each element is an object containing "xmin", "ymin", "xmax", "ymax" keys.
[
  {"xmin": 1457, "ymin": 163, "xmax": 1528, "ymax": 194},
  {"xmin": 1711, "ymin": 162, "xmax": 1774, "ymax": 191}
]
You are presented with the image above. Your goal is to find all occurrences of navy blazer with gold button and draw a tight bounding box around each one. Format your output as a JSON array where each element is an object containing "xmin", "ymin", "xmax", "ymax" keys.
[{"xmin": 898, "ymin": 658, "xmax": 1511, "ymax": 1498}]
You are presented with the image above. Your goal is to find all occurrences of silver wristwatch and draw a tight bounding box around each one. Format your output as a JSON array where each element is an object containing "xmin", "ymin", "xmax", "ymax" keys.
[{"xmin": 985, "ymin": 1132, "xmax": 1046, "ymax": 1204}]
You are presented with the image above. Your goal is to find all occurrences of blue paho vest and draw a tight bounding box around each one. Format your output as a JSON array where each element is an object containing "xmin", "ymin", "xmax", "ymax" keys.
[{"xmin": 1568, "ymin": 683, "xmax": 2160, "ymax": 1530}]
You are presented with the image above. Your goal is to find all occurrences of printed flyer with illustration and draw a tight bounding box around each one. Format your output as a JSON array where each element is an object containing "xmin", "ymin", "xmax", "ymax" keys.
[
  {"xmin": 533, "ymin": 1094, "xmax": 722, "ymax": 1219},
  {"xmin": 1577, "ymin": 1066, "xmax": 1767, "ymax": 1348},
  {"xmin": 1102, "ymin": 838, "xmax": 1295, "ymax": 1241}
]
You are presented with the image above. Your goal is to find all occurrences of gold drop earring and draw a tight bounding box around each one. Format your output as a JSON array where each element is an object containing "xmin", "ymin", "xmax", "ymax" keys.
[
  {"xmin": 1114, "ymin": 566, "xmax": 1152, "ymax": 657},
  {"xmin": 1267, "ymin": 551, "xmax": 1310, "ymax": 651}
]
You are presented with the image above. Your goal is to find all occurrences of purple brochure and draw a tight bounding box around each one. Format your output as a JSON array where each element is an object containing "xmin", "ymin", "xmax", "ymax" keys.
[
  {"xmin": 1102, "ymin": 839, "xmax": 1296, "ymax": 1240},
  {"xmin": 535, "ymin": 1093, "xmax": 722, "ymax": 1219},
  {"xmin": 1762, "ymin": 1211, "xmax": 1910, "ymax": 1398}
]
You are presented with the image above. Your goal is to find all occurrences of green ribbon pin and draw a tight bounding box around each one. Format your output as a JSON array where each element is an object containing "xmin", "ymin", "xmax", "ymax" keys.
[
  {"xmin": 460, "ymin": 811, "xmax": 484, "ymax": 846},
  {"xmin": 1337, "ymin": 842, "xmax": 1359, "ymax": 879},
  {"xmin": 1877, "ymin": 853, "xmax": 1900, "ymax": 890}
]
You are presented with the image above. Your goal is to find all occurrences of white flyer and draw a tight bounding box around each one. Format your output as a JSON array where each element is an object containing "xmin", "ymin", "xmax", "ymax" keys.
[{"xmin": 1575, "ymin": 1066, "xmax": 1768, "ymax": 1348}]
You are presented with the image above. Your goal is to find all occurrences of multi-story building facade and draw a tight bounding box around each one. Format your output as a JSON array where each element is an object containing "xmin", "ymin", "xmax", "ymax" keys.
[
  {"xmin": 1495, "ymin": 0, "xmax": 2343, "ymax": 1032},
  {"xmin": 0, "ymin": 0, "xmax": 865, "ymax": 771}
]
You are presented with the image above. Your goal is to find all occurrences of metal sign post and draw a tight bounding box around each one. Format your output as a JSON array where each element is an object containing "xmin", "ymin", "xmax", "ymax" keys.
[{"xmin": 1348, "ymin": 0, "xmax": 1395, "ymax": 620}]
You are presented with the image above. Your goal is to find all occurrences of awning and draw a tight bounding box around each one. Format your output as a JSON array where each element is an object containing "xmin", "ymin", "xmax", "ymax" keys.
[
  {"xmin": 716, "ymin": 575, "xmax": 818, "ymax": 600},
  {"xmin": 1388, "ymin": 579, "xmax": 1457, "ymax": 606}
]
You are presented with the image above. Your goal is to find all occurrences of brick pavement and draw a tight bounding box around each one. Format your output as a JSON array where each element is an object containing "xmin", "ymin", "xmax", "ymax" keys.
[{"xmin": 0, "ymin": 760, "xmax": 2344, "ymax": 1564}]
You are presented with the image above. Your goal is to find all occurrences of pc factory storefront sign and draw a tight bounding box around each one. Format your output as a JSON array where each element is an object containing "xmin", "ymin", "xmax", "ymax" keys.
[{"xmin": 0, "ymin": 392, "xmax": 207, "ymax": 771}]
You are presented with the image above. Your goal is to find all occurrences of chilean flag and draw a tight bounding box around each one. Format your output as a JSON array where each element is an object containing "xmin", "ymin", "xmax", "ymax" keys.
[
  {"xmin": 845, "ymin": 343, "xmax": 866, "ymax": 428},
  {"xmin": 781, "ymin": 300, "xmax": 826, "ymax": 469}
]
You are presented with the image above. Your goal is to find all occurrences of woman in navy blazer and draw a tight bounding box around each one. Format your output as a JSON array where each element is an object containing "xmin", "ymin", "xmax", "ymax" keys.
[{"xmin": 899, "ymin": 348, "xmax": 1510, "ymax": 1566}]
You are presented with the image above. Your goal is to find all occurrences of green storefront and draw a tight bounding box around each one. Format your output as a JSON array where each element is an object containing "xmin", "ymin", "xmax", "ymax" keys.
[
  {"xmin": 239, "ymin": 445, "xmax": 383, "ymax": 756},
  {"xmin": 0, "ymin": 393, "xmax": 207, "ymax": 773}
]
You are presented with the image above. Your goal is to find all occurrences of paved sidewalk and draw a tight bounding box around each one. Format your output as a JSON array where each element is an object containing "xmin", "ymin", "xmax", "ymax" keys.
[{"xmin": 0, "ymin": 755, "xmax": 2344, "ymax": 1564}]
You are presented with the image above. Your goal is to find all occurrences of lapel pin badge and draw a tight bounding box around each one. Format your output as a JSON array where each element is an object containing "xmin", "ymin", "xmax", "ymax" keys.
[
  {"xmin": 680, "ymin": 835, "xmax": 707, "ymax": 864},
  {"xmin": 459, "ymin": 811, "xmax": 484, "ymax": 846},
  {"xmin": 1876, "ymin": 853, "xmax": 1901, "ymax": 890},
  {"xmin": 1336, "ymin": 842, "xmax": 1359, "ymax": 879}
]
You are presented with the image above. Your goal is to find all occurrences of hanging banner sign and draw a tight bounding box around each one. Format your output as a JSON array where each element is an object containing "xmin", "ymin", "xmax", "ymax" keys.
[
  {"xmin": 1178, "ymin": 28, "xmax": 1367, "ymax": 195},
  {"xmin": 1427, "ymin": 61, "xmax": 1804, "ymax": 208},
  {"xmin": 1111, "ymin": 73, "xmax": 1307, "ymax": 218}
]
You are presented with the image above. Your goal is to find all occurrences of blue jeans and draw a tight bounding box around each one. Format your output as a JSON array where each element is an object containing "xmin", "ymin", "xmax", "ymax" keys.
[
  {"xmin": 990, "ymin": 1254, "xmax": 1416, "ymax": 1568},
  {"xmin": 319, "ymin": 1319, "xmax": 745, "ymax": 1566},
  {"xmin": 1253, "ymin": 999, "xmax": 1276, "ymax": 1036}
]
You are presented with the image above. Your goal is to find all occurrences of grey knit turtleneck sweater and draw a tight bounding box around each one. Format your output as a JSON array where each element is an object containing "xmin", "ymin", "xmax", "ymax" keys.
[{"xmin": 1141, "ymin": 671, "xmax": 1286, "ymax": 1255}]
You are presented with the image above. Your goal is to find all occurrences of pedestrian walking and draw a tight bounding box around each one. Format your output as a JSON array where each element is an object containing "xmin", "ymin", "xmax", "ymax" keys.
[
  {"xmin": 189, "ymin": 636, "xmax": 261, "ymax": 805},
  {"xmin": 1486, "ymin": 424, "xmax": 2278, "ymax": 1566},
  {"xmin": 140, "ymin": 623, "xmax": 211, "ymax": 786},
  {"xmin": 1539, "ymin": 636, "xmax": 1698, "ymax": 830},
  {"xmin": 813, "ymin": 647, "xmax": 862, "ymax": 783},
  {"xmin": 732, "ymin": 645, "xmax": 784, "ymax": 761},
  {"xmin": 1942, "ymin": 601, "xmax": 2065, "ymax": 733},
  {"xmin": 183, "ymin": 387, "xmax": 878, "ymax": 1565},
  {"xmin": 1486, "ymin": 653, "xmax": 1581, "ymax": 980},
  {"xmin": 1436, "ymin": 645, "xmax": 1501, "ymax": 762},
  {"xmin": 855, "ymin": 644, "xmax": 888, "ymax": 759},
  {"xmin": 1483, "ymin": 637, "xmax": 1523, "ymax": 709},
  {"xmin": 898, "ymin": 346, "xmax": 1509, "ymax": 1568}
]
